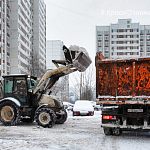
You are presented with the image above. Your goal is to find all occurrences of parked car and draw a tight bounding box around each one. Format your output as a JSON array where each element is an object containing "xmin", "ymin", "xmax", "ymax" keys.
[
  {"xmin": 73, "ymin": 100, "xmax": 94, "ymax": 116},
  {"xmin": 94, "ymin": 104, "xmax": 101, "ymax": 111},
  {"xmin": 90, "ymin": 101, "xmax": 96, "ymax": 107},
  {"xmin": 90, "ymin": 101, "xmax": 101, "ymax": 111},
  {"xmin": 63, "ymin": 102, "xmax": 74, "ymax": 111}
]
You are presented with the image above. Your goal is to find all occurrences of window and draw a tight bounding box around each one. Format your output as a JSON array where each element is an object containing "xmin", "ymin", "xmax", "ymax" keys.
[
  {"xmin": 130, "ymin": 29, "xmax": 133, "ymax": 32},
  {"xmin": 117, "ymin": 35, "xmax": 124, "ymax": 38},
  {"xmin": 117, "ymin": 29, "xmax": 124, "ymax": 32},
  {"xmin": 127, "ymin": 20, "xmax": 130, "ymax": 24},
  {"xmin": 146, "ymin": 30, "xmax": 150, "ymax": 34},
  {"xmin": 4, "ymin": 78, "xmax": 13, "ymax": 93}
]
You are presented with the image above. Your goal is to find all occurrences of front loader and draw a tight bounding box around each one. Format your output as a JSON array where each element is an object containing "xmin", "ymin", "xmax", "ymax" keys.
[{"xmin": 0, "ymin": 45, "xmax": 91, "ymax": 128}]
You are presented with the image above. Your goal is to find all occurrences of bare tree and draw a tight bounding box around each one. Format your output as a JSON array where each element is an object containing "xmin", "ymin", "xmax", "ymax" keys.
[
  {"xmin": 50, "ymin": 76, "xmax": 69, "ymax": 102},
  {"xmin": 69, "ymin": 64, "xmax": 96, "ymax": 101},
  {"xmin": 80, "ymin": 65, "xmax": 95, "ymax": 100}
]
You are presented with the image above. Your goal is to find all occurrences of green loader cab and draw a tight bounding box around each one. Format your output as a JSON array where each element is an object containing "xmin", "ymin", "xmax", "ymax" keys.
[{"xmin": 3, "ymin": 75, "xmax": 37, "ymax": 107}]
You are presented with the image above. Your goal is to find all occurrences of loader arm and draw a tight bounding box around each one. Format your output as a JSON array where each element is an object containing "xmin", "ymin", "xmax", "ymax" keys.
[
  {"xmin": 33, "ymin": 45, "xmax": 92, "ymax": 97},
  {"xmin": 33, "ymin": 65, "xmax": 77, "ymax": 95}
]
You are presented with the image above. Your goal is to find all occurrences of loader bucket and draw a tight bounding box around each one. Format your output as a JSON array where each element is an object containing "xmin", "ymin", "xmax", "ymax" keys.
[
  {"xmin": 63, "ymin": 45, "xmax": 92, "ymax": 72},
  {"xmin": 71, "ymin": 49, "xmax": 92, "ymax": 72},
  {"xmin": 72, "ymin": 51, "xmax": 91, "ymax": 72}
]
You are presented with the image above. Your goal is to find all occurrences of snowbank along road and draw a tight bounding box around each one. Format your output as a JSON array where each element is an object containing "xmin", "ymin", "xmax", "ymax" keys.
[{"xmin": 0, "ymin": 111, "xmax": 150, "ymax": 150}]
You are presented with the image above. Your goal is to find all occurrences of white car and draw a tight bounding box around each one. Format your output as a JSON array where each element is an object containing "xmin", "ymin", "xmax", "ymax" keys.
[
  {"xmin": 73, "ymin": 100, "xmax": 94, "ymax": 116},
  {"xmin": 63, "ymin": 102, "xmax": 74, "ymax": 111}
]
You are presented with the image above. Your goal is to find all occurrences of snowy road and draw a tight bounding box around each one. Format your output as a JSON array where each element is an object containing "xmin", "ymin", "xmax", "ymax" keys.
[{"xmin": 0, "ymin": 111, "xmax": 150, "ymax": 150}]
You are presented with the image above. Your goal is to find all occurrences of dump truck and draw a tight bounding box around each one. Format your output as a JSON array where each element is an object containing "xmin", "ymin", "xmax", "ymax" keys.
[
  {"xmin": 0, "ymin": 45, "xmax": 91, "ymax": 128},
  {"xmin": 96, "ymin": 52, "xmax": 150, "ymax": 135}
]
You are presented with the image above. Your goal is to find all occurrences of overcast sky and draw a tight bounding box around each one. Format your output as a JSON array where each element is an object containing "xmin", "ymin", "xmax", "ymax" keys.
[
  {"xmin": 44, "ymin": 0, "xmax": 150, "ymax": 89},
  {"xmin": 44, "ymin": 0, "xmax": 150, "ymax": 61}
]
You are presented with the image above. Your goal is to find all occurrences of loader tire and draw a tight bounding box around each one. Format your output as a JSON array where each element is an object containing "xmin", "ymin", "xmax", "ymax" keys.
[
  {"xmin": 0, "ymin": 101, "xmax": 20, "ymax": 126},
  {"xmin": 35, "ymin": 107, "xmax": 56, "ymax": 128},
  {"xmin": 56, "ymin": 109, "xmax": 67, "ymax": 124}
]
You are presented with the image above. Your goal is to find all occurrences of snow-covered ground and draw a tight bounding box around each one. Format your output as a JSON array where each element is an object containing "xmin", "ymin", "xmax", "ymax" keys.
[{"xmin": 0, "ymin": 111, "xmax": 150, "ymax": 150}]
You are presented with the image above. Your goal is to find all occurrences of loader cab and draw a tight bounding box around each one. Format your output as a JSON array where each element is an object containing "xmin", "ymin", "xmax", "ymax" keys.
[{"xmin": 3, "ymin": 75, "xmax": 37, "ymax": 106}]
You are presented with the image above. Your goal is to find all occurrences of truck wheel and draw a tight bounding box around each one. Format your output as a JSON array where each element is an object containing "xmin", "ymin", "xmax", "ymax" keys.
[
  {"xmin": 0, "ymin": 101, "xmax": 20, "ymax": 126},
  {"xmin": 103, "ymin": 127, "xmax": 112, "ymax": 135},
  {"xmin": 112, "ymin": 128, "xmax": 122, "ymax": 136},
  {"xmin": 56, "ymin": 109, "xmax": 67, "ymax": 124},
  {"xmin": 35, "ymin": 107, "xmax": 56, "ymax": 128}
]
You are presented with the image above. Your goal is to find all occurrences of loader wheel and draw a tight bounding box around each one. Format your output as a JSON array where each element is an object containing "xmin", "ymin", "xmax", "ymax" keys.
[
  {"xmin": 103, "ymin": 127, "xmax": 113, "ymax": 136},
  {"xmin": 35, "ymin": 108, "xmax": 56, "ymax": 128},
  {"xmin": 56, "ymin": 109, "xmax": 67, "ymax": 124},
  {"xmin": 0, "ymin": 101, "xmax": 20, "ymax": 126}
]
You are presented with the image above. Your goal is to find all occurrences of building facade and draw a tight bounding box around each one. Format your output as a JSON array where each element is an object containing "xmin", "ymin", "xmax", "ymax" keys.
[
  {"xmin": 6, "ymin": 0, "xmax": 46, "ymax": 77},
  {"xmin": 46, "ymin": 40, "xmax": 69, "ymax": 102},
  {"xmin": 0, "ymin": 0, "xmax": 10, "ymax": 79},
  {"xmin": 96, "ymin": 19, "xmax": 150, "ymax": 58},
  {"xmin": 46, "ymin": 40, "xmax": 64, "ymax": 69},
  {"xmin": 9, "ymin": 0, "xmax": 33, "ymax": 74},
  {"xmin": 140, "ymin": 25, "xmax": 150, "ymax": 57},
  {"xmin": 32, "ymin": 0, "xmax": 46, "ymax": 77}
]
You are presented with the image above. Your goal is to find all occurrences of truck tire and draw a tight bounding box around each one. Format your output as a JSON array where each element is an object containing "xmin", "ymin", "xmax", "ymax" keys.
[
  {"xmin": 103, "ymin": 127, "xmax": 112, "ymax": 135},
  {"xmin": 56, "ymin": 109, "xmax": 67, "ymax": 124},
  {"xmin": 0, "ymin": 101, "xmax": 20, "ymax": 126},
  {"xmin": 112, "ymin": 128, "xmax": 122, "ymax": 136},
  {"xmin": 35, "ymin": 107, "xmax": 56, "ymax": 128}
]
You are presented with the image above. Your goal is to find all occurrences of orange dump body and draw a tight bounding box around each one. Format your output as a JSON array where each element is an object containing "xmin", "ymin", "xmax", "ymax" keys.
[{"xmin": 96, "ymin": 52, "xmax": 150, "ymax": 104}]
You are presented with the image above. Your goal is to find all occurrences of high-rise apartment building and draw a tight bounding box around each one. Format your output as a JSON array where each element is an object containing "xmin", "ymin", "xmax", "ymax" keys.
[
  {"xmin": 0, "ymin": 0, "xmax": 10, "ymax": 79},
  {"xmin": 32, "ymin": 0, "xmax": 46, "ymax": 77},
  {"xmin": 96, "ymin": 26, "xmax": 110, "ymax": 58},
  {"xmin": 9, "ymin": 0, "xmax": 33, "ymax": 74},
  {"xmin": 140, "ymin": 25, "xmax": 150, "ymax": 57},
  {"xmin": 96, "ymin": 19, "xmax": 150, "ymax": 58},
  {"xmin": 46, "ymin": 40, "xmax": 69, "ymax": 102},
  {"xmin": 46, "ymin": 40, "xmax": 64, "ymax": 69},
  {"xmin": 7, "ymin": 0, "xmax": 46, "ymax": 77}
]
